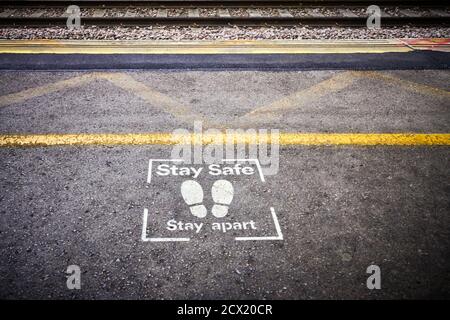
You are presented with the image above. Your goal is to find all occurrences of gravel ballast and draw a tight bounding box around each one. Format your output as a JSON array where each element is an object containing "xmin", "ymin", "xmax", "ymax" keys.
[
  {"xmin": 2, "ymin": 7, "xmax": 449, "ymax": 18},
  {"xmin": 1, "ymin": 26, "xmax": 449, "ymax": 40}
]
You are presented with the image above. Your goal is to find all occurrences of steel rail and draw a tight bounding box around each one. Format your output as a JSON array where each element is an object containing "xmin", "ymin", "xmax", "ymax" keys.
[
  {"xmin": 0, "ymin": 1, "xmax": 448, "ymax": 27},
  {"xmin": 0, "ymin": 1, "xmax": 446, "ymax": 8}
]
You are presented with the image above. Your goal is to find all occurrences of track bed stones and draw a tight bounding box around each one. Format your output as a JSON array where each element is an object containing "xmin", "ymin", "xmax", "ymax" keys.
[{"xmin": 1, "ymin": 26, "xmax": 448, "ymax": 40}]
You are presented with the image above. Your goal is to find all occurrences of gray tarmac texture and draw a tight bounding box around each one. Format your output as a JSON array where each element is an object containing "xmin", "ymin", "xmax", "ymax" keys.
[{"xmin": 0, "ymin": 70, "xmax": 449, "ymax": 299}]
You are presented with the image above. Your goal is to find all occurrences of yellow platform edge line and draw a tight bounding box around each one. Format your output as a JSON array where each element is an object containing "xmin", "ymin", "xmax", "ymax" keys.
[
  {"xmin": 0, "ymin": 133, "xmax": 449, "ymax": 147},
  {"xmin": 0, "ymin": 39, "xmax": 440, "ymax": 54}
]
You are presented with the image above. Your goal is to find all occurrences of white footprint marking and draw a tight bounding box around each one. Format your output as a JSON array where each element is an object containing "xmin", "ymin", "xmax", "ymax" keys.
[
  {"xmin": 211, "ymin": 180, "xmax": 234, "ymax": 218},
  {"xmin": 180, "ymin": 180, "xmax": 207, "ymax": 218}
]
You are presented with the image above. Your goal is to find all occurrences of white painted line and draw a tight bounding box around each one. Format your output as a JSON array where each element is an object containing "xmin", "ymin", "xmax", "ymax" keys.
[
  {"xmin": 147, "ymin": 159, "xmax": 153, "ymax": 184},
  {"xmin": 141, "ymin": 208, "xmax": 150, "ymax": 241},
  {"xmin": 141, "ymin": 208, "xmax": 190, "ymax": 242},
  {"xmin": 271, "ymin": 207, "xmax": 283, "ymax": 240},
  {"xmin": 222, "ymin": 158, "xmax": 265, "ymax": 183},
  {"xmin": 235, "ymin": 207, "xmax": 283, "ymax": 241},
  {"xmin": 149, "ymin": 158, "xmax": 185, "ymax": 162},
  {"xmin": 253, "ymin": 159, "xmax": 266, "ymax": 183}
]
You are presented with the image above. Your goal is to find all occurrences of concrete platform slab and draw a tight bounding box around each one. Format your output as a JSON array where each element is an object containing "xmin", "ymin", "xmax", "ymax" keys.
[{"xmin": 0, "ymin": 39, "xmax": 449, "ymax": 70}]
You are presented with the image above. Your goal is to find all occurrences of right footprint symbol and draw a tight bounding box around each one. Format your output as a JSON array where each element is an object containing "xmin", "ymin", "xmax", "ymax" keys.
[{"xmin": 211, "ymin": 180, "xmax": 234, "ymax": 218}]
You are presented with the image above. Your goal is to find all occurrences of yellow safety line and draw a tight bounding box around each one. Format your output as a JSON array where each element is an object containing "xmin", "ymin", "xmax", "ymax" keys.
[
  {"xmin": 0, "ymin": 133, "xmax": 449, "ymax": 147},
  {"xmin": 0, "ymin": 39, "xmax": 417, "ymax": 54}
]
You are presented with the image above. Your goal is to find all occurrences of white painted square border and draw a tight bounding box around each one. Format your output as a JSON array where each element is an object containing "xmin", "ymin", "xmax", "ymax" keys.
[{"xmin": 142, "ymin": 158, "xmax": 282, "ymax": 242}]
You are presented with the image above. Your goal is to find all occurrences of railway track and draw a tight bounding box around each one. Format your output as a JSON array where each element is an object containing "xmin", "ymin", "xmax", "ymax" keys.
[{"xmin": 0, "ymin": 1, "xmax": 449, "ymax": 27}]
